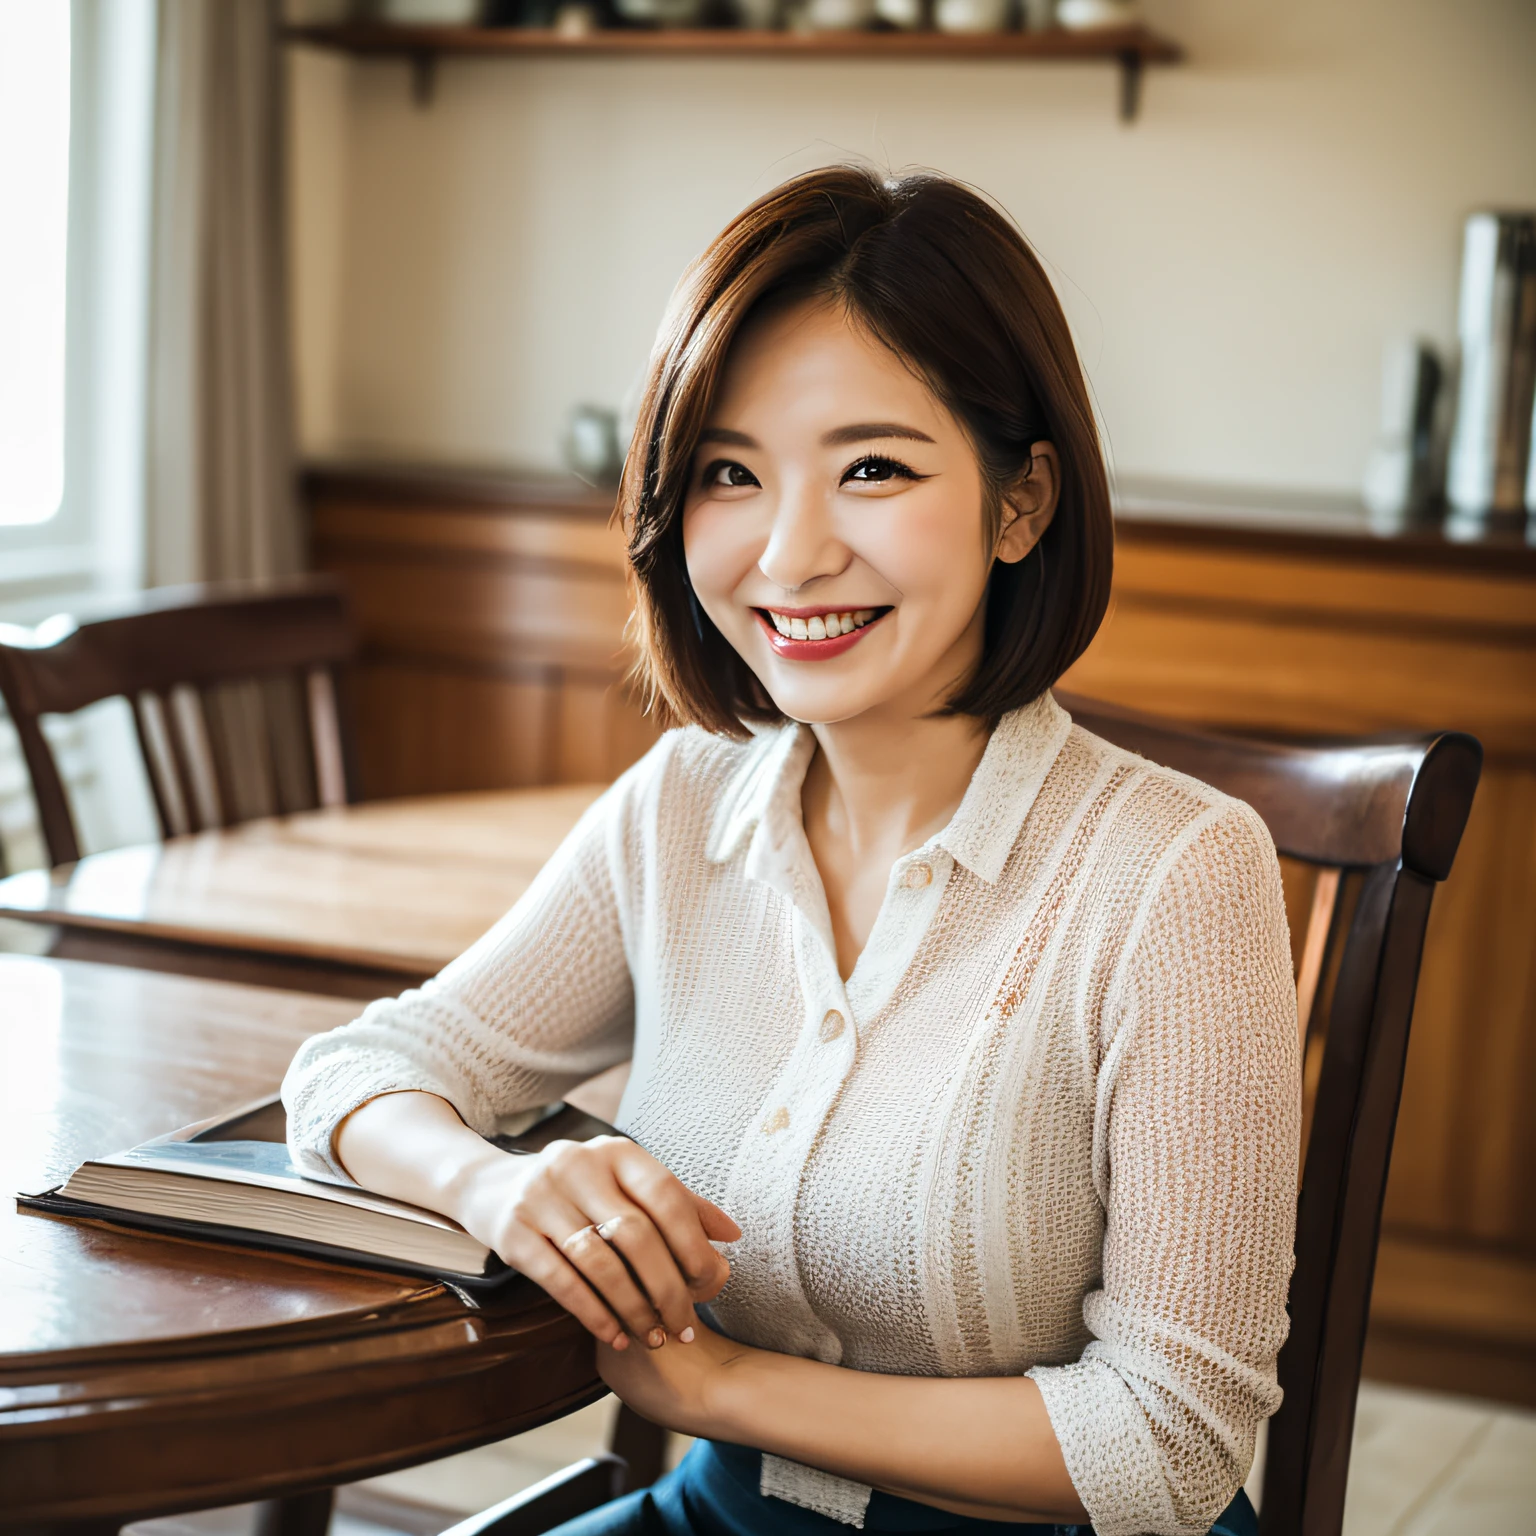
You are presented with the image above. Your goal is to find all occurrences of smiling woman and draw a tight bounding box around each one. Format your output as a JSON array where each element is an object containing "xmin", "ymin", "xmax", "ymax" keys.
[
  {"xmin": 283, "ymin": 167, "xmax": 1295, "ymax": 1536},
  {"xmin": 623, "ymin": 168, "xmax": 1112, "ymax": 738}
]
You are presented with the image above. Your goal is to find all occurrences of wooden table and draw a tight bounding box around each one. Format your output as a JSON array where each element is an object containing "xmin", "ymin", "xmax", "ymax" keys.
[
  {"xmin": 0, "ymin": 955, "xmax": 603, "ymax": 1533},
  {"xmin": 0, "ymin": 786, "xmax": 603, "ymax": 999}
]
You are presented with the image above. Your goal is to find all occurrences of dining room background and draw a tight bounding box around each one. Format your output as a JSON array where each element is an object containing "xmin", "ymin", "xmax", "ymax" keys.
[{"xmin": 2, "ymin": 2, "xmax": 1535, "ymax": 1528}]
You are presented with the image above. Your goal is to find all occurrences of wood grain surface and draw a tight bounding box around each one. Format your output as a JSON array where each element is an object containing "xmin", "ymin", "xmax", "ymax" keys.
[
  {"xmin": 308, "ymin": 477, "xmax": 660, "ymax": 800},
  {"xmin": 0, "ymin": 786, "xmax": 602, "ymax": 979},
  {"xmin": 0, "ymin": 956, "xmax": 603, "ymax": 1527}
]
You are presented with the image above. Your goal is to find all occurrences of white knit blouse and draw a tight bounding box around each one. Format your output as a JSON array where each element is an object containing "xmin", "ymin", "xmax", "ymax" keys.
[{"xmin": 283, "ymin": 692, "xmax": 1300, "ymax": 1536}]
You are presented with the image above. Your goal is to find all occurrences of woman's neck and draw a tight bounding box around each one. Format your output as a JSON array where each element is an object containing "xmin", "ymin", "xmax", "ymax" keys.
[
  {"xmin": 803, "ymin": 704, "xmax": 991, "ymax": 870},
  {"xmin": 800, "ymin": 700, "xmax": 990, "ymax": 980}
]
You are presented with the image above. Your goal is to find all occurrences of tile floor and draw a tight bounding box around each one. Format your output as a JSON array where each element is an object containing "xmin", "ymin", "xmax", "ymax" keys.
[
  {"xmin": 1334, "ymin": 1382, "xmax": 1533, "ymax": 1536},
  {"xmin": 129, "ymin": 1380, "xmax": 1534, "ymax": 1536}
]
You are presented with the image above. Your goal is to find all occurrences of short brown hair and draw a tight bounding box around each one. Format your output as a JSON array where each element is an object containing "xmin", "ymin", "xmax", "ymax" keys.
[{"xmin": 621, "ymin": 165, "xmax": 1113, "ymax": 736}]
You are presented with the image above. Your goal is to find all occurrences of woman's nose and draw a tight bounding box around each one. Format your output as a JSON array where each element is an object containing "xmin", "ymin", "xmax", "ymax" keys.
[{"xmin": 756, "ymin": 483, "xmax": 848, "ymax": 591}]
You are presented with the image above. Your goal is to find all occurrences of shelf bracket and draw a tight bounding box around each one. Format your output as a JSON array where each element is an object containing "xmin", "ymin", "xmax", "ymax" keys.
[
  {"xmin": 1118, "ymin": 50, "xmax": 1143, "ymax": 123},
  {"xmin": 410, "ymin": 51, "xmax": 437, "ymax": 108}
]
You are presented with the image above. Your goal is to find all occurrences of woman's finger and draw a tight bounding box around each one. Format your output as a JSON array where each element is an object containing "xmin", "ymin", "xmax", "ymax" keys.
[
  {"xmin": 501, "ymin": 1181, "xmax": 661, "ymax": 1341},
  {"xmin": 547, "ymin": 1142, "xmax": 715, "ymax": 1304},
  {"xmin": 529, "ymin": 1138, "xmax": 737, "ymax": 1331},
  {"xmin": 612, "ymin": 1150, "xmax": 734, "ymax": 1289},
  {"xmin": 588, "ymin": 1206, "xmax": 700, "ymax": 1340},
  {"xmin": 554, "ymin": 1218, "xmax": 667, "ymax": 1342},
  {"xmin": 695, "ymin": 1193, "xmax": 743, "ymax": 1243},
  {"xmin": 549, "ymin": 1159, "xmax": 700, "ymax": 1338},
  {"xmin": 499, "ymin": 1227, "xmax": 630, "ymax": 1349}
]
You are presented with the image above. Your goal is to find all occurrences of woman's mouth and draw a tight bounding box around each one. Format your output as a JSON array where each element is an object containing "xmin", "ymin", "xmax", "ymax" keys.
[{"xmin": 754, "ymin": 606, "xmax": 892, "ymax": 660}]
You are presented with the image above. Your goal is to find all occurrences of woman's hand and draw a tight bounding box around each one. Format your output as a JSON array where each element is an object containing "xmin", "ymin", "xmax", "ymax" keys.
[
  {"xmin": 453, "ymin": 1133, "xmax": 741, "ymax": 1353},
  {"xmin": 598, "ymin": 1307, "xmax": 756, "ymax": 1436},
  {"xmin": 334, "ymin": 1091, "xmax": 740, "ymax": 1355}
]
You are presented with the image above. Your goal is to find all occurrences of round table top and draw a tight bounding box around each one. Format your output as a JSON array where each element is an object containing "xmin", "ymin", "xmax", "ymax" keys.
[
  {"xmin": 0, "ymin": 955, "xmax": 602, "ymax": 1529},
  {"xmin": 0, "ymin": 786, "xmax": 605, "ymax": 979}
]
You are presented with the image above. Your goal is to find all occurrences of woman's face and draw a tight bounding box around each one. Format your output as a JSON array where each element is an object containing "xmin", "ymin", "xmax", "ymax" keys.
[{"xmin": 681, "ymin": 298, "xmax": 1056, "ymax": 727}]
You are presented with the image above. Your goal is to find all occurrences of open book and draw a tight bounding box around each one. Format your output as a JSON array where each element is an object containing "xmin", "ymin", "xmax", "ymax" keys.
[{"xmin": 19, "ymin": 1095, "xmax": 617, "ymax": 1290}]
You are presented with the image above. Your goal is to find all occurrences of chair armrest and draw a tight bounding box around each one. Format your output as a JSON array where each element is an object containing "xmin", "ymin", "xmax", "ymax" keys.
[{"xmin": 437, "ymin": 1455, "xmax": 629, "ymax": 1536}]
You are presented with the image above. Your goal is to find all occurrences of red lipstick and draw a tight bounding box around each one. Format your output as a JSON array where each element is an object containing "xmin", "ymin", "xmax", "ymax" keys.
[{"xmin": 753, "ymin": 607, "xmax": 890, "ymax": 662}]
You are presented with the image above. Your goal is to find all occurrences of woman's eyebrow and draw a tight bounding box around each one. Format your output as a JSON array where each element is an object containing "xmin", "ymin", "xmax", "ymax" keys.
[
  {"xmin": 694, "ymin": 423, "xmax": 936, "ymax": 450},
  {"xmin": 821, "ymin": 422, "xmax": 936, "ymax": 446}
]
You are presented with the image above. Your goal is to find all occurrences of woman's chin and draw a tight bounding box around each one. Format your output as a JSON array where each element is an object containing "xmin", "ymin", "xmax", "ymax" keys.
[{"xmin": 757, "ymin": 678, "xmax": 898, "ymax": 727}]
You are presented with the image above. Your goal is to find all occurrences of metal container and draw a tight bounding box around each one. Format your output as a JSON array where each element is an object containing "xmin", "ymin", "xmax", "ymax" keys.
[
  {"xmin": 1446, "ymin": 211, "xmax": 1536, "ymax": 519},
  {"xmin": 1362, "ymin": 337, "xmax": 1443, "ymax": 526}
]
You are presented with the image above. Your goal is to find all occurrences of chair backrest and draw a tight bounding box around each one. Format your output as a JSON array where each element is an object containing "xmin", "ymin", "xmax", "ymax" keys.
[
  {"xmin": 1057, "ymin": 692, "xmax": 1482, "ymax": 1536},
  {"xmin": 0, "ymin": 577, "xmax": 359, "ymax": 867}
]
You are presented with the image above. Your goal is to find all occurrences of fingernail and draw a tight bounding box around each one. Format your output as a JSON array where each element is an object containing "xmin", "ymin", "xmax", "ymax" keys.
[
  {"xmin": 680, "ymin": 1326, "xmax": 695, "ymax": 1343},
  {"xmin": 648, "ymin": 1327, "xmax": 666, "ymax": 1349},
  {"xmin": 611, "ymin": 1333, "xmax": 628, "ymax": 1350}
]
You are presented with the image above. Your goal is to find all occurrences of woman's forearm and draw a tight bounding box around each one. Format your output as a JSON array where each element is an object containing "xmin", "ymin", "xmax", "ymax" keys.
[
  {"xmin": 709, "ymin": 1346, "xmax": 1087, "ymax": 1523},
  {"xmin": 333, "ymin": 1089, "xmax": 507, "ymax": 1221}
]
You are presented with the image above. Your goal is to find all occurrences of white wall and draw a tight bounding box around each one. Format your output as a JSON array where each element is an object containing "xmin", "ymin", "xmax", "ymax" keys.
[{"xmin": 285, "ymin": 0, "xmax": 1536, "ymax": 496}]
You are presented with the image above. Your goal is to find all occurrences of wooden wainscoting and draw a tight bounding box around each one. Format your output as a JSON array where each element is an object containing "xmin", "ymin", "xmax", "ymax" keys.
[
  {"xmin": 309, "ymin": 466, "xmax": 660, "ymax": 799},
  {"xmin": 1061, "ymin": 512, "xmax": 1536, "ymax": 1407}
]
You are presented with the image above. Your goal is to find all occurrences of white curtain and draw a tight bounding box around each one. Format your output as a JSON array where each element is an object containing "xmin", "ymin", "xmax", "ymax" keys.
[{"xmin": 145, "ymin": 0, "xmax": 300, "ymax": 587}]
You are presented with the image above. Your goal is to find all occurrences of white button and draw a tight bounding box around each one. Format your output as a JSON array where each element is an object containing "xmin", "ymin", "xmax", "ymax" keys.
[
  {"xmin": 903, "ymin": 862, "xmax": 933, "ymax": 890},
  {"xmin": 819, "ymin": 1009, "xmax": 845, "ymax": 1043}
]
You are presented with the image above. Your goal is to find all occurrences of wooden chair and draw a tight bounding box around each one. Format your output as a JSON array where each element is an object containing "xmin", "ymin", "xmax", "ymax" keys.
[
  {"xmin": 1060, "ymin": 694, "xmax": 1481, "ymax": 1536},
  {"xmin": 0, "ymin": 577, "xmax": 359, "ymax": 867},
  {"xmin": 434, "ymin": 696, "xmax": 1480, "ymax": 1536}
]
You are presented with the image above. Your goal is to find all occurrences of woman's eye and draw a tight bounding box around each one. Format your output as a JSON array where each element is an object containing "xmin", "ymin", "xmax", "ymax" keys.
[
  {"xmin": 842, "ymin": 455, "xmax": 919, "ymax": 485},
  {"xmin": 703, "ymin": 460, "xmax": 759, "ymax": 490}
]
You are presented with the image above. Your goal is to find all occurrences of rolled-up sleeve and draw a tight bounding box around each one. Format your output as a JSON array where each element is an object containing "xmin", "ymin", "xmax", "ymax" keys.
[
  {"xmin": 1029, "ymin": 802, "xmax": 1301, "ymax": 1536},
  {"xmin": 282, "ymin": 775, "xmax": 640, "ymax": 1183}
]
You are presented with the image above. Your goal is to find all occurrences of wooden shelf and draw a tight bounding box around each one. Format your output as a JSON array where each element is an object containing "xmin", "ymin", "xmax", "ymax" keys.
[
  {"xmin": 284, "ymin": 20, "xmax": 1180, "ymax": 62},
  {"xmin": 283, "ymin": 21, "xmax": 1182, "ymax": 118}
]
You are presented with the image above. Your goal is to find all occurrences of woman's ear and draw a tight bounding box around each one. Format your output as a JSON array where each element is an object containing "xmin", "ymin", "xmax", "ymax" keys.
[{"xmin": 995, "ymin": 441, "xmax": 1061, "ymax": 565}]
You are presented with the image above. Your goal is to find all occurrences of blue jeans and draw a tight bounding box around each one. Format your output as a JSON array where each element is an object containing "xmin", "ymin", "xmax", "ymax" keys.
[{"xmin": 544, "ymin": 1439, "xmax": 1260, "ymax": 1536}]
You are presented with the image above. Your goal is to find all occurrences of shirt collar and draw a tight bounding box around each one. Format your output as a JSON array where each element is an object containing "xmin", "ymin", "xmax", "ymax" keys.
[
  {"xmin": 935, "ymin": 690, "xmax": 1073, "ymax": 883},
  {"xmin": 706, "ymin": 691, "xmax": 1072, "ymax": 887},
  {"xmin": 706, "ymin": 721, "xmax": 816, "ymax": 870}
]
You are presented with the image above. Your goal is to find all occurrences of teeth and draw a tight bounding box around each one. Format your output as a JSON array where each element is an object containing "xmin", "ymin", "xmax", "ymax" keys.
[{"xmin": 767, "ymin": 607, "xmax": 882, "ymax": 640}]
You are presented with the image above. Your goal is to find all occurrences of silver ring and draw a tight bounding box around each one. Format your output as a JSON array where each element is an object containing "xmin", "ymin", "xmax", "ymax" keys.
[
  {"xmin": 595, "ymin": 1217, "xmax": 622, "ymax": 1242},
  {"xmin": 560, "ymin": 1223, "xmax": 601, "ymax": 1254}
]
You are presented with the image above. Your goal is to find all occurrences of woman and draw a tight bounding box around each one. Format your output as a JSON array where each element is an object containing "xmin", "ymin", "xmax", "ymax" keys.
[{"xmin": 283, "ymin": 166, "xmax": 1298, "ymax": 1536}]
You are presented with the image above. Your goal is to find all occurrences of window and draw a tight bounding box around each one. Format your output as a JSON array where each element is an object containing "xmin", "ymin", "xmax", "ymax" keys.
[
  {"xmin": 0, "ymin": 4, "xmax": 71, "ymax": 527},
  {"xmin": 0, "ymin": 0, "xmax": 155, "ymax": 607}
]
